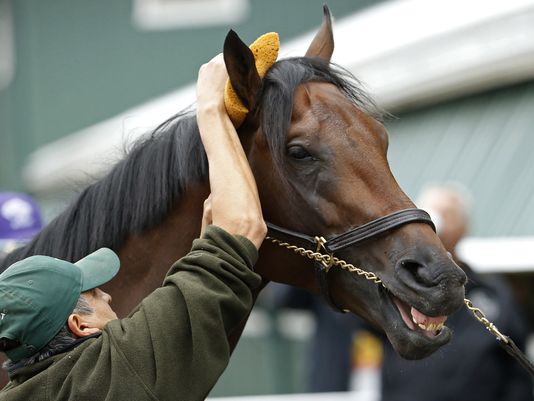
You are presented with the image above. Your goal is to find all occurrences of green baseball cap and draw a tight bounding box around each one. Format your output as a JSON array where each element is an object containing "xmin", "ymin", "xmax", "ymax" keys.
[{"xmin": 0, "ymin": 248, "xmax": 120, "ymax": 362}]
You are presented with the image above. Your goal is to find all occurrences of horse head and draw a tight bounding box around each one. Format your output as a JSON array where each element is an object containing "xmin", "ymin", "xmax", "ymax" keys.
[{"xmin": 224, "ymin": 6, "xmax": 466, "ymax": 359}]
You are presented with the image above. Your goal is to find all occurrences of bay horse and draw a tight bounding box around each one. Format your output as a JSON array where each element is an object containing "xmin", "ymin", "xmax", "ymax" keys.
[{"xmin": 1, "ymin": 6, "xmax": 466, "ymax": 387}]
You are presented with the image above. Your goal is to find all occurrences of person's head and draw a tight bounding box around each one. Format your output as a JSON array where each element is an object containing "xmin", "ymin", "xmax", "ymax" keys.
[
  {"xmin": 0, "ymin": 192, "xmax": 43, "ymax": 256},
  {"xmin": 417, "ymin": 183, "xmax": 473, "ymax": 255},
  {"xmin": 0, "ymin": 248, "xmax": 120, "ymax": 366}
]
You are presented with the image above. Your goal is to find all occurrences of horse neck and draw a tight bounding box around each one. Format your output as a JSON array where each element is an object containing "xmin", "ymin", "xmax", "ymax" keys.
[
  {"xmin": 103, "ymin": 183, "xmax": 210, "ymax": 317},
  {"xmin": 103, "ymin": 184, "xmax": 320, "ymax": 318}
]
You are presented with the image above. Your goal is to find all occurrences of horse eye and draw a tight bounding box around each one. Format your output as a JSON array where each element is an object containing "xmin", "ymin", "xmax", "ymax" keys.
[{"xmin": 287, "ymin": 145, "xmax": 313, "ymax": 161}]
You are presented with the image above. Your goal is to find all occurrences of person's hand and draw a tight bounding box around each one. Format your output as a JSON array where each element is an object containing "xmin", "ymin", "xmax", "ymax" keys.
[{"xmin": 196, "ymin": 54, "xmax": 227, "ymax": 113}]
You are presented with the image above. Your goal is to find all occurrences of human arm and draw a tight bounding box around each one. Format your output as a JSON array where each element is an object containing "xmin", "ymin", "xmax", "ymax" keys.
[{"xmin": 196, "ymin": 54, "xmax": 266, "ymax": 249}]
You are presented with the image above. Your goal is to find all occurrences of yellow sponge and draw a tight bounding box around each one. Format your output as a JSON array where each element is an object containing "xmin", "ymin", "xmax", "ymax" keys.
[{"xmin": 224, "ymin": 32, "xmax": 280, "ymax": 127}]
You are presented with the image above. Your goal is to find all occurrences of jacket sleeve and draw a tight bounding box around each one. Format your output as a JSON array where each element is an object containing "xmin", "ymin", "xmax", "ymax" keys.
[{"xmin": 104, "ymin": 225, "xmax": 262, "ymax": 401}]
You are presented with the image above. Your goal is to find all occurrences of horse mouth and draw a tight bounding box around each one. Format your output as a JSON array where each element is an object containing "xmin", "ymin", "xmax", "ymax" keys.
[
  {"xmin": 390, "ymin": 292, "xmax": 447, "ymax": 338},
  {"xmin": 341, "ymin": 267, "xmax": 454, "ymax": 358},
  {"xmin": 376, "ymin": 284, "xmax": 453, "ymax": 359}
]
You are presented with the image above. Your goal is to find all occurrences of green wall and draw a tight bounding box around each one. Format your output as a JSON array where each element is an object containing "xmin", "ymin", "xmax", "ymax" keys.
[{"xmin": 386, "ymin": 80, "xmax": 534, "ymax": 237}]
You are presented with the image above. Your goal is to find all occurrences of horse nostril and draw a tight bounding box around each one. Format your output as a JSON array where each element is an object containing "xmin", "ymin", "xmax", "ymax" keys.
[
  {"xmin": 396, "ymin": 258, "xmax": 433, "ymax": 286},
  {"xmin": 399, "ymin": 259, "xmax": 423, "ymax": 270}
]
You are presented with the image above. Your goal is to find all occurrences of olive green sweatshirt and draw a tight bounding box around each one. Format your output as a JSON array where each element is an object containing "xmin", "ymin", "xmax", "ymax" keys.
[{"xmin": 0, "ymin": 225, "xmax": 262, "ymax": 401}]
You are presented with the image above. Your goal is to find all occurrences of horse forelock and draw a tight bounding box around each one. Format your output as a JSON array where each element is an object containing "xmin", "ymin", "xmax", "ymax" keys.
[
  {"xmin": 259, "ymin": 57, "xmax": 384, "ymax": 170},
  {"xmin": 0, "ymin": 110, "xmax": 209, "ymax": 269}
]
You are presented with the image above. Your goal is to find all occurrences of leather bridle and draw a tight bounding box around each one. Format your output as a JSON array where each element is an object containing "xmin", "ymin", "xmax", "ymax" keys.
[{"xmin": 266, "ymin": 208, "xmax": 435, "ymax": 311}]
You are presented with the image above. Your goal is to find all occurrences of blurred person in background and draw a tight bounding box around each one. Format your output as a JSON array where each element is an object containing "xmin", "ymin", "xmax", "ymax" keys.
[
  {"xmin": 0, "ymin": 192, "xmax": 43, "ymax": 260},
  {"xmin": 380, "ymin": 183, "xmax": 533, "ymax": 401}
]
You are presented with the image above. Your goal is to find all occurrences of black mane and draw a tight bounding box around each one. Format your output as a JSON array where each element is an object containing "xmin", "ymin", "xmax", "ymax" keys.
[
  {"xmin": 1, "ymin": 57, "xmax": 378, "ymax": 269},
  {"xmin": 1, "ymin": 111, "xmax": 208, "ymax": 267}
]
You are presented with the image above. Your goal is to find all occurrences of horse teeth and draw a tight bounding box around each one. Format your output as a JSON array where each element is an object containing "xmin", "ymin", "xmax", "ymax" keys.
[
  {"xmin": 416, "ymin": 322, "xmax": 442, "ymax": 332},
  {"xmin": 410, "ymin": 306, "xmax": 447, "ymax": 332},
  {"xmin": 415, "ymin": 322, "xmax": 445, "ymax": 333}
]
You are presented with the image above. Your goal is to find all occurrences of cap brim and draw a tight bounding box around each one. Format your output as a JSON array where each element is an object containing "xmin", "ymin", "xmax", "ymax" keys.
[{"xmin": 74, "ymin": 248, "xmax": 120, "ymax": 292}]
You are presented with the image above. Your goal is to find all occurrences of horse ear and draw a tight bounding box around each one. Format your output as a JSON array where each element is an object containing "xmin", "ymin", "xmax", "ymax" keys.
[
  {"xmin": 305, "ymin": 5, "xmax": 334, "ymax": 61},
  {"xmin": 223, "ymin": 30, "xmax": 262, "ymax": 111}
]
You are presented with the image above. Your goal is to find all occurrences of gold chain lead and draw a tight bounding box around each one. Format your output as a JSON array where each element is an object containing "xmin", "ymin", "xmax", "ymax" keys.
[
  {"xmin": 266, "ymin": 236, "xmax": 383, "ymax": 284},
  {"xmin": 463, "ymin": 298, "xmax": 509, "ymax": 343}
]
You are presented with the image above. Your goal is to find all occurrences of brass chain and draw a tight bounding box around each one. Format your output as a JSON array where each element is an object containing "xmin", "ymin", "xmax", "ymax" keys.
[
  {"xmin": 463, "ymin": 298, "xmax": 509, "ymax": 343},
  {"xmin": 267, "ymin": 236, "xmax": 383, "ymax": 284},
  {"xmin": 267, "ymin": 236, "xmax": 509, "ymax": 343}
]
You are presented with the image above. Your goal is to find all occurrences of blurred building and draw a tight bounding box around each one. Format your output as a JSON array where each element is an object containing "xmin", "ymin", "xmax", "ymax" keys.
[{"xmin": 1, "ymin": 0, "xmax": 534, "ymax": 396}]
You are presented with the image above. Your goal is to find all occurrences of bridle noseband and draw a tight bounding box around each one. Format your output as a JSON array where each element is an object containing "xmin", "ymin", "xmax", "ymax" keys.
[{"xmin": 266, "ymin": 208, "xmax": 435, "ymax": 311}]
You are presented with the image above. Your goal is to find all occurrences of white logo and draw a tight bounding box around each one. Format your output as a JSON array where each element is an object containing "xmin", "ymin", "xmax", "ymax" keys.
[
  {"xmin": 1, "ymin": 198, "xmax": 35, "ymax": 230},
  {"xmin": 0, "ymin": 313, "xmax": 5, "ymax": 320}
]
